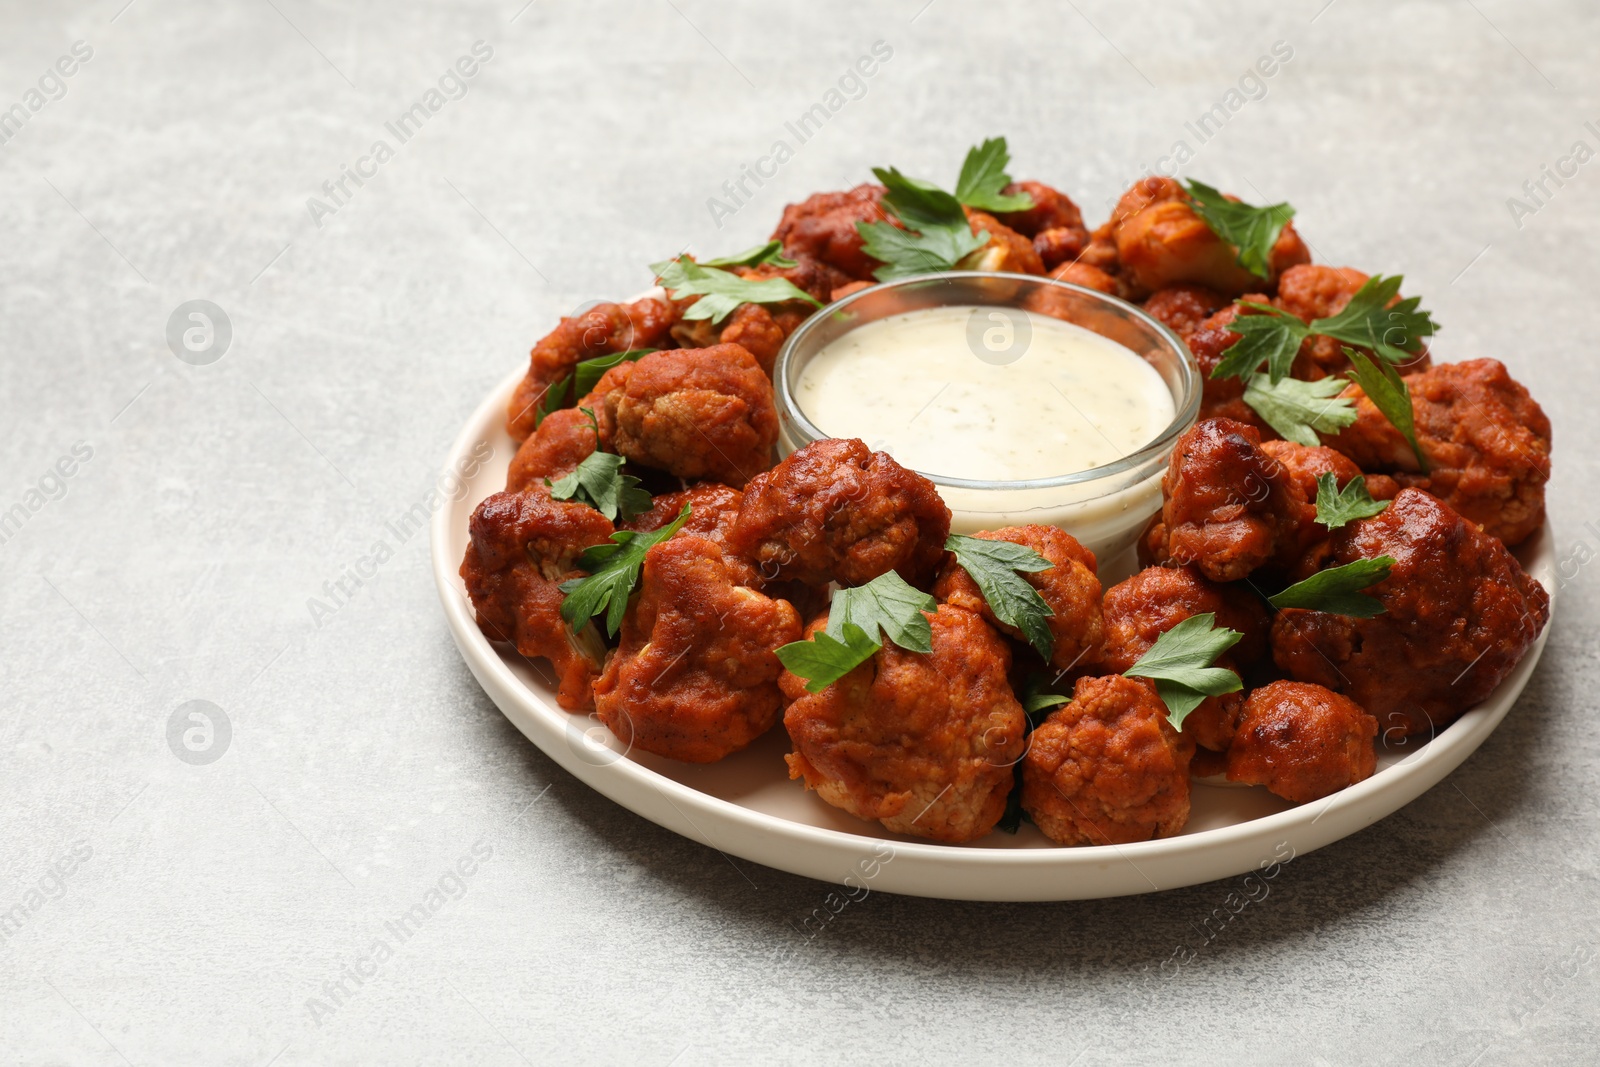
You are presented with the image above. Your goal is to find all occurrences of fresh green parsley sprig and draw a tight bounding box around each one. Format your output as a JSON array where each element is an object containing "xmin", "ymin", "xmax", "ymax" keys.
[
  {"xmin": 700, "ymin": 240, "xmax": 797, "ymax": 270},
  {"xmin": 1183, "ymin": 179, "xmax": 1296, "ymax": 280},
  {"xmin": 856, "ymin": 166, "xmax": 989, "ymax": 281},
  {"xmin": 775, "ymin": 571, "xmax": 936, "ymax": 694},
  {"xmin": 558, "ymin": 504, "xmax": 692, "ymax": 637},
  {"xmin": 953, "ymin": 137, "xmax": 1035, "ymax": 213},
  {"xmin": 944, "ymin": 534, "xmax": 1056, "ymax": 661},
  {"xmin": 1123, "ymin": 613, "xmax": 1244, "ymax": 730},
  {"xmin": 545, "ymin": 410, "xmax": 652, "ymax": 523},
  {"xmin": 650, "ymin": 255, "xmax": 820, "ymax": 324},
  {"xmin": 1345, "ymin": 346, "xmax": 1429, "ymax": 472},
  {"xmin": 1268, "ymin": 556, "xmax": 1396, "ymax": 618},
  {"xmin": 1314, "ymin": 474, "xmax": 1388, "ymax": 529},
  {"xmin": 1242, "ymin": 373, "xmax": 1358, "ymax": 446},
  {"xmin": 1213, "ymin": 275, "xmax": 1437, "ymax": 384}
]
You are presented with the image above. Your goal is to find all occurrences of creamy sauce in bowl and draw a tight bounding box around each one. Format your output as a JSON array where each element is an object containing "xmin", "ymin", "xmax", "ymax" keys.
[{"xmin": 794, "ymin": 305, "xmax": 1175, "ymax": 482}]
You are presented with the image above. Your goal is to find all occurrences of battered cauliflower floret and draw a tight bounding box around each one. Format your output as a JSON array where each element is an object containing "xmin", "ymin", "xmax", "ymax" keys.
[
  {"xmin": 505, "ymin": 407, "xmax": 600, "ymax": 493},
  {"xmin": 1141, "ymin": 284, "xmax": 1230, "ymax": 341},
  {"xmin": 459, "ymin": 489, "xmax": 615, "ymax": 710},
  {"xmin": 1021, "ymin": 674, "xmax": 1192, "ymax": 846},
  {"xmin": 1271, "ymin": 488, "xmax": 1550, "ymax": 737},
  {"xmin": 1225, "ymin": 681, "xmax": 1378, "ymax": 803},
  {"xmin": 1046, "ymin": 261, "xmax": 1121, "ymax": 295},
  {"xmin": 620, "ymin": 482, "xmax": 745, "ymax": 545},
  {"xmin": 1106, "ymin": 177, "xmax": 1310, "ymax": 298},
  {"xmin": 507, "ymin": 296, "xmax": 678, "ymax": 443},
  {"xmin": 771, "ymin": 184, "xmax": 890, "ymax": 281},
  {"xmin": 1325, "ymin": 358, "xmax": 1551, "ymax": 546},
  {"xmin": 993, "ymin": 180, "xmax": 1090, "ymax": 270},
  {"xmin": 1158, "ymin": 417, "xmax": 1317, "ymax": 582},
  {"xmin": 1259, "ymin": 439, "xmax": 1399, "ymax": 507},
  {"xmin": 588, "ymin": 344, "xmax": 778, "ymax": 488},
  {"xmin": 1180, "ymin": 301, "xmax": 1274, "ymax": 431},
  {"xmin": 728, "ymin": 438, "xmax": 951, "ymax": 589},
  {"xmin": 964, "ymin": 210, "xmax": 1046, "ymax": 275},
  {"xmin": 782, "ymin": 604, "xmax": 1025, "ymax": 843},
  {"xmin": 933, "ymin": 525, "xmax": 1105, "ymax": 672},
  {"xmin": 1099, "ymin": 564, "xmax": 1270, "ymax": 752},
  {"xmin": 592, "ymin": 535, "xmax": 801, "ymax": 763}
]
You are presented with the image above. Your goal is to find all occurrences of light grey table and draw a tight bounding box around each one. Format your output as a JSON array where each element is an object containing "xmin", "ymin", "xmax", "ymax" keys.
[{"xmin": 2, "ymin": 2, "xmax": 1595, "ymax": 1064}]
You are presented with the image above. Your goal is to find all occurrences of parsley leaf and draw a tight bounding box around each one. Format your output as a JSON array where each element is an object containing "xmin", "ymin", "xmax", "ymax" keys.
[
  {"xmin": 1017, "ymin": 673, "xmax": 1070, "ymax": 725},
  {"xmin": 776, "ymin": 571, "xmax": 937, "ymax": 694},
  {"xmin": 558, "ymin": 504, "xmax": 692, "ymax": 636},
  {"xmin": 1344, "ymin": 346, "xmax": 1429, "ymax": 472},
  {"xmin": 534, "ymin": 374, "xmax": 571, "ymax": 429},
  {"xmin": 1183, "ymin": 179, "xmax": 1296, "ymax": 280},
  {"xmin": 1314, "ymin": 473, "xmax": 1388, "ymax": 529},
  {"xmin": 954, "ymin": 137, "xmax": 1034, "ymax": 213},
  {"xmin": 825, "ymin": 570, "xmax": 936, "ymax": 653},
  {"xmin": 573, "ymin": 348, "xmax": 653, "ymax": 398},
  {"xmin": 774, "ymin": 622, "xmax": 881, "ymax": 695},
  {"xmin": 1268, "ymin": 556, "xmax": 1395, "ymax": 617},
  {"xmin": 650, "ymin": 256, "xmax": 821, "ymax": 324},
  {"xmin": 546, "ymin": 409, "xmax": 651, "ymax": 523},
  {"xmin": 944, "ymin": 534, "xmax": 1055, "ymax": 660},
  {"xmin": 855, "ymin": 165, "xmax": 989, "ymax": 281},
  {"xmin": 700, "ymin": 240, "xmax": 797, "ymax": 270},
  {"xmin": 1311, "ymin": 275, "xmax": 1437, "ymax": 365},
  {"xmin": 1123, "ymin": 613, "xmax": 1244, "ymax": 730},
  {"xmin": 1210, "ymin": 302, "xmax": 1311, "ymax": 384},
  {"xmin": 1242, "ymin": 373, "xmax": 1359, "ymax": 446}
]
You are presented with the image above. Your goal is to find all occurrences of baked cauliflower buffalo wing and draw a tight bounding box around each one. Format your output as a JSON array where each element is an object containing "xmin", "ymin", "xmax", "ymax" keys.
[
  {"xmin": 588, "ymin": 344, "xmax": 778, "ymax": 488},
  {"xmin": 593, "ymin": 535, "xmax": 801, "ymax": 763},
  {"xmin": 460, "ymin": 490, "xmax": 615, "ymax": 710},
  {"xmin": 1157, "ymin": 418, "xmax": 1316, "ymax": 582},
  {"xmin": 1225, "ymin": 681, "xmax": 1378, "ymax": 803},
  {"xmin": 934, "ymin": 525, "xmax": 1105, "ymax": 672},
  {"xmin": 964, "ymin": 211, "xmax": 1046, "ymax": 275},
  {"xmin": 728, "ymin": 438, "xmax": 951, "ymax": 589},
  {"xmin": 507, "ymin": 296, "xmax": 678, "ymax": 443},
  {"xmin": 993, "ymin": 180, "xmax": 1091, "ymax": 270},
  {"xmin": 771, "ymin": 183, "xmax": 890, "ymax": 281},
  {"xmin": 782, "ymin": 604, "xmax": 1025, "ymax": 843},
  {"xmin": 1093, "ymin": 177, "xmax": 1310, "ymax": 298},
  {"xmin": 1271, "ymin": 489, "xmax": 1550, "ymax": 737},
  {"xmin": 1021, "ymin": 674, "xmax": 1192, "ymax": 846},
  {"xmin": 1326, "ymin": 358, "xmax": 1551, "ymax": 546},
  {"xmin": 505, "ymin": 406, "xmax": 601, "ymax": 493},
  {"xmin": 1099, "ymin": 564, "xmax": 1270, "ymax": 753}
]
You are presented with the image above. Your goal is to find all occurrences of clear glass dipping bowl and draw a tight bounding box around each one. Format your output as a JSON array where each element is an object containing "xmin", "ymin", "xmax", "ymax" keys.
[{"xmin": 773, "ymin": 271, "xmax": 1201, "ymax": 574}]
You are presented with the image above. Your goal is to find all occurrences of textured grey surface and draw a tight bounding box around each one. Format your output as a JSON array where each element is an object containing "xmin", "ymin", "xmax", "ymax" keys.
[{"xmin": 1, "ymin": 1, "xmax": 1596, "ymax": 1064}]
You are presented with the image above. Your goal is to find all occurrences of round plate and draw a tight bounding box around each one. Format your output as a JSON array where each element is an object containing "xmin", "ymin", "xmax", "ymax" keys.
[{"xmin": 432, "ymin": 361, "xmax": 1556, "ymax": 901}]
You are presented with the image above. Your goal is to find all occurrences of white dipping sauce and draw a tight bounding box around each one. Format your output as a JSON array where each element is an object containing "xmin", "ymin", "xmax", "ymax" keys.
[{"xmin": 795, "ymin": 305, "xmax": 1175, "ymax": 482}]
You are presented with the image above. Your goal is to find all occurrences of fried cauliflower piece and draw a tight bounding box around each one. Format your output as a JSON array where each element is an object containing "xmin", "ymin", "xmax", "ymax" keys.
[
  {"xmin": 592, "ymin": 535, "xmax": 801, "ymax": 763},
  {"xmin": 585, "ymin": 344, "xmax": 777, "ymax": 489},
  {"xmin": 1271, "ymin": 488, "xmax": 1550, "ymax": 737},
  {"xmin": 1225, "ymin": 681, "xmax": 1378, "ymax": 803},
  {"xmin": 964, "ymin": 210, "xmax": 1046, "ymax": 275},
  {"xmin": 507, "ymin": 296, "xmax": 678, "ymax": 443},
  {"xmin": 505, "ymin": 406, "xmax": 605, "ymax": 493},
  {"xmin": 771, "ymin": 184, "xmax": 890, "ymax": 281},
  {"xmin": 1103, "ymin": 177, "xmax": 1310, "ymax": 298},
  {"xmin": 1021, "ymin": 674, "xmax": 1192, "ymax": 846},
  {"xmin": 1046, "ymin": 261, "xmax": 1121, "ymax": 295},
  {"xmin": 620, "ymin": 482, "xmax": 744, "ymax": 545},
  {"xmin": 782, "ymin": 604, "xmax": 1025, "ymax": 843},
  {"xmin": 1157, "ymin": 417, "xmax": 1317, "ymax": 582},
  {"xmin": 1099, "ymin": 564, "xmax": 1270, "ymax": 752},
  {"xmin": 993, "ymin": 180, "xmax": 1090, "ymax": 270},
  {"xmin": 1325, "ymin": 358, "xmax": 1551, "ymax": 546},
  {"xmin": 1259, "ymin": 439, "xmax": 1398, "ymax": 506},
  {"xmin": 1181, "ymin": 301, "xmax": 1274, "ymax": 431},
  {"xmin": 1141, "ymin": 284, "xmax": 1230, "ymax": 341},
  {"xmin": 934, "ymin": 525, "xmax": 1105, "ymax": 672},
  {"xmin": 728, "ymin": 438, "xmax": 951, "ymax": 589},
  {"xmin": 460, "ymin": 490, "xmax": 615, "ymax": 710},
  {"xmin": 1267, "ymin": 264, "xmax": 1434, "ymax": 380}
]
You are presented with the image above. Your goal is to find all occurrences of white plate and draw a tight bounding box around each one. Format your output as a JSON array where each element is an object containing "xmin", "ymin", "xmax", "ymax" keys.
[{"xmin": 431, "ymin": 361, "xmax": 1556, "ymax": 901}]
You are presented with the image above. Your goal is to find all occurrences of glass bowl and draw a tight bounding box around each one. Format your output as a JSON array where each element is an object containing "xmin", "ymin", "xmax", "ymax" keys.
[{"xmin": 773, "ymin": 271, "xmax": 1201, "ymax": 572}]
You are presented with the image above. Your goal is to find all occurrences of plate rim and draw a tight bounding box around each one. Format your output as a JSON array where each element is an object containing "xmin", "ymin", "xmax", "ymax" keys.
[{"xmin": 431, "ymin": 360, "xmax": 1555, "ymax": 900}]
